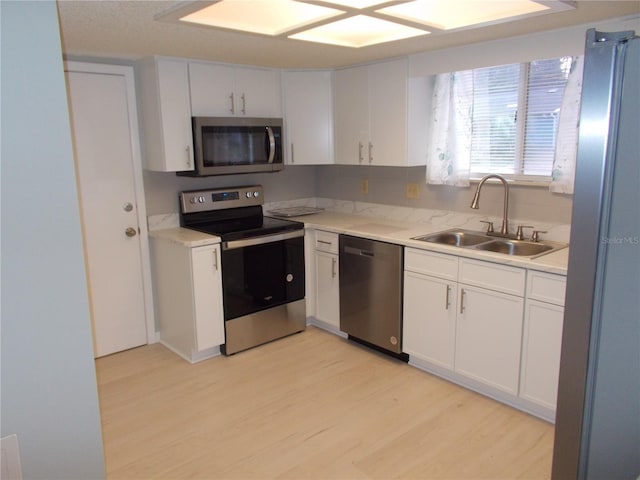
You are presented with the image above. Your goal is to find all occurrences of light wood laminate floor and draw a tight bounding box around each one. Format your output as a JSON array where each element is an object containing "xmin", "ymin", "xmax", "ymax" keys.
[{"xmin": 96, "ymin": 326, "xmax": 554, "ymax": 479}]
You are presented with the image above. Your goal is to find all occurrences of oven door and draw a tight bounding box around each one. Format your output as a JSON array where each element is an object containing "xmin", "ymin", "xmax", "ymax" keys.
[{"xmin": 221, "ymin": 230, "xmax": 305, "ymax": 320}]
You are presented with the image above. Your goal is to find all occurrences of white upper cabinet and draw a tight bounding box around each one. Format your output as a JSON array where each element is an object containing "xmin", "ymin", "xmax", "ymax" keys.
[
  {"xmin": 189, "ymin": 62, "xmax": 282, "ymax": 117},
  {"xmin": 138, "ymin": 57, "xmax": 194, "ymax": 172},
  {"xmin": 334, "ymin": 65, "xmax": 369, "ymax": 165},
  {"xmin": 334, "ymin": 58, "xmax": 428, "ymax": 167},
  {"xmin": 283, "ymin": 70, "xmax": 334, "ymax": 165}
]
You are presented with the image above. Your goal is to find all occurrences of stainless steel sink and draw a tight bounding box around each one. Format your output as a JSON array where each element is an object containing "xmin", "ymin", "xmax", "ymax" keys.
[
  {"xmin": 474, "ymin": 239, "xmax": 554, "ymax": 256},
  {"xmin": 413, "ymin": 230, "xmax": 493, "ymax": 247},
  {"xmin": 412, "ymin": 228, "xmax": 567, "ymax": 258}
]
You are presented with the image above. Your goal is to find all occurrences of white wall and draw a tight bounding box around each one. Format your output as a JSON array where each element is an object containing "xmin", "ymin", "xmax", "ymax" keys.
[
  {"xmin": 409, "ymin": 15, "xmax": 640, "ymax": 75},
  {"xmin": 0, "ymin": 2, "xmax": 105, "ymax": 478}
]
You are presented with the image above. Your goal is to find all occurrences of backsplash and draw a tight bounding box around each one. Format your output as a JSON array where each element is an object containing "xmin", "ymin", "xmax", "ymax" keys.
[{"xmin": 149, "ymin": 196, "xmax": 570, "ymax": 243}]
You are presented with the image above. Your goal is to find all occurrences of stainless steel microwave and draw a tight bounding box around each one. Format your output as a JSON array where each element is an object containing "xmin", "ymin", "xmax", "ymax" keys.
[{"xmin": 180, "ymin": 117, "xmax": 284, "ymax": 176}]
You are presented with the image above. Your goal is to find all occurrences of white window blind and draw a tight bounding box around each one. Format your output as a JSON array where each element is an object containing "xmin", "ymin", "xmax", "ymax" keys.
[
  {"xmin": 469, "ymin": 57, "xmax": 572, "ymax": 179},
  {"xmin": 470, "ymin": 63, "xmax": 520, "ymax": 174}
]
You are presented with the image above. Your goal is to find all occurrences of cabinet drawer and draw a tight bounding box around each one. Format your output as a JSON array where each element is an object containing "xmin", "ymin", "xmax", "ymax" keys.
[
  {"xmin": 459, "ymin": 258, "xmax": 525, "ymax": 296},
  {"xmin": 404, "ymin": 248, "xmax": 458, "ymax": 281},
  {"xmin": 315, "ymin": 230, "xmax": 339, "ymax": 254},
  {"xmin": 527, "ymin": 271, "xmax": 567, "ymax": 306}
]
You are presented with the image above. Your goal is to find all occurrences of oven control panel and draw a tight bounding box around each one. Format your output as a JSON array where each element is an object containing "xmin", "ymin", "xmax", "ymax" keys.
[{"xmin": 180, "ymin": 185, "xmax": 263, "ymax": 213}]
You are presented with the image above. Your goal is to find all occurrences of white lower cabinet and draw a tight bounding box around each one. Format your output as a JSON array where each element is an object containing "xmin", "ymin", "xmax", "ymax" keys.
[
  {"xmin": 519, "ymin": 271, "xmax": 567, "ymax": 411},
  {"xmin": 403, "ymin": 271, "xmax": 457, "ymax": 369},
  {"xmin": 150, "ymin": 238, "xmax": 225, "ymax": 363},
  {"xmin": 311, "ymin": 230, "xmax": 341, "ymax": 331},
  {"xmin": 454, "ymin": 284, "xmax": 524, "ymax": 395},
  {"xmin": 404, "ymin": 248, "xmax": 570, "ymax": 420}
]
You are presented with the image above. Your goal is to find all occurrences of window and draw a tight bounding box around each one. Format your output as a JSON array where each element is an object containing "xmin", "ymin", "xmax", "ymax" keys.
[{"xmin": 468, "ymin": 57, "xmax": 574, "ymax": 180}]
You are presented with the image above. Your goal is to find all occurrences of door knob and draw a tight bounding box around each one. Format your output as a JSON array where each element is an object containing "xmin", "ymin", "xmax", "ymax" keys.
[
  {"xmin": 123, "ymin": 202, "xmax": 134, "ymax": 212},
  {"xmin": 125, "ymin": 227, "xmax": 137, "ymax": 237}
]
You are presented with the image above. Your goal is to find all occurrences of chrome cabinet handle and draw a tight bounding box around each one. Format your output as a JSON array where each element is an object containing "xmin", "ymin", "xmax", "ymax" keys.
[
  {"xmin": 229, "ymin": 93, "xmax": 235, "ymax": 114},
  {"xmin": 331, "ymin": 257, "xmax": 337, "ymax": 278},
  {"xmin": 317, "ymin": 240, "xmax": 332, "ymax": 246},
  {"xmin": 241, "ymin": 93, "xmax": 246, "ymax": 115},
  {"xmin": 266, "ymin": 127, "xmax": 276, "ymax": 164},
  {"xmin": 460, "ymin": 288, "xmax": 466, "ymax": 314},
  {"xmin": 213, "ymin": 249, "xmax": 218, "ymax": 271},
  {"xmin": 358, "ymin": 142, "xmax": 363, "ymax": 163},
  {"xmin": 445, "ymin": 284, "xmax": 451, "ymax": 310},
  {"xmin": 368, "ymin": 142, "xmax": 373, "ymax": 163},
  {"xmin": 185, "ymin": 145, "xmax": 191, "ymax": 168},
  {"xmin": 290, "ymin": 143, "xmax": 294, "ymax": 164}
]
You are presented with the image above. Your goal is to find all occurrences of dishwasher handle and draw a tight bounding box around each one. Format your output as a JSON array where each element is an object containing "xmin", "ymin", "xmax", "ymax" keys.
[{"xmin": 344, "ymin": 245, "xmax": 374, "ymax": 257}]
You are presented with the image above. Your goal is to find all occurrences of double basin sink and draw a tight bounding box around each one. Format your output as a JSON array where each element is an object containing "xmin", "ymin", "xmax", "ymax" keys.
[{"xmin": 412, "ymin": 229, "xmax": 567, "ymax": 258}]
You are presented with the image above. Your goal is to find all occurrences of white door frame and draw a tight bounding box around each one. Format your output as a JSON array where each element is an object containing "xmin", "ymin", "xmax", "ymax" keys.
[{"xmin": 64, "ymin": 61, "xmax": 156, "ymax": 346}]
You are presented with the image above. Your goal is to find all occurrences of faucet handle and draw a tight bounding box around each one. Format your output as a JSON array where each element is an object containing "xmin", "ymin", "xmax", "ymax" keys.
[
  {"xmin": 531, "ymin": 230, "xmax": 548, "ymax": 242},
  {"xmin": 479, "ymin": 220, "xmax": 494, "ymax": 233},
  {"xmin": 516, "ymin": 225, "xmax": 534, "ymax": 240}
]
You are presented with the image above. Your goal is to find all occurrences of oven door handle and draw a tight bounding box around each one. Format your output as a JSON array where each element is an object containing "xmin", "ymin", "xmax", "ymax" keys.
[{"xmin": 222, "ymin": 229, "xmax": 304, "ymax": 250}]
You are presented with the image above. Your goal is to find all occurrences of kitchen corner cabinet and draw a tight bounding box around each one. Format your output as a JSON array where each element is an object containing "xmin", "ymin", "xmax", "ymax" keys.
[
  {"xmin": 150, "ymin": 238, "xmax": 224, "ymax": 363},
  {"xmin": 282, "ymin": 70, "xmax": 334, "ymax": 165},
  {"xmin": 333, "ymin": 58, "xmax": 427, "ymax": 167},
  {"xmin": 189, "ymin": 62, "xmax": 282, "ymax": 117},
  {"xmin": 138, "ymin": 57, "xmax": 194, "ymax": 172},
  {"xmin": 520, "ymin": 271, "xmax": 566, "ymax": 410},
  {"xmin": 312, "ymin": 231, "xmax": 340, "ymax": 330}
]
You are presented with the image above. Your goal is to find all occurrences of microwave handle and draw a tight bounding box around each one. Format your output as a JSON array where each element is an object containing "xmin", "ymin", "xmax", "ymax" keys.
[{"xmin": 266, "ymin": 126, "xmax": 276, "ymax": 164}]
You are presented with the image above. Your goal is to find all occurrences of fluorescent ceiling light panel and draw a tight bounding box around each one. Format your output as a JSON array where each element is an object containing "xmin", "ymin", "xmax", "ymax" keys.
[
  {"xmin": 289, "ymin": 14, "xmax": 429, "ymax": 48},
  {"xmin": 180, "ymin": 0, "xmax": 344, "ymax": 36},
  {"xmin": 320, "ymin": 0, "xmax": 391, "ymax": 8},
  {"xmin": 377, "ymin": 0, "xmax": 550, "ymax": 30}
]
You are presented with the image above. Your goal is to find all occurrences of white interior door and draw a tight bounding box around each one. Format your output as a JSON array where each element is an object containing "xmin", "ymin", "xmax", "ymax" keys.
[{"xmin": 65, "ymin": 65, "xmax": 149, "ymax": 357}]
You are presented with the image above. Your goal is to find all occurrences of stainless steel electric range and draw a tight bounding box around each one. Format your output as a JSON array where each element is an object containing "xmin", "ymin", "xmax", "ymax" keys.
[{"xmin": 179, "ymin": 185, "xmax": 306, "ymax": 355}]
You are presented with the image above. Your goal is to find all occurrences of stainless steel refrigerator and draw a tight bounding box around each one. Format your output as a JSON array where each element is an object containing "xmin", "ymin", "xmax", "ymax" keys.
[{"xmin": 552, "ymin": 29, "xmax": 640, "ymax": 479}]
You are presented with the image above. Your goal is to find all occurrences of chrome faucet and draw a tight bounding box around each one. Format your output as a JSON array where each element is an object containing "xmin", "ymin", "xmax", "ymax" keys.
[{"xmin": 470, "ymin": 174, "xmax": 510, "ymax": 236}]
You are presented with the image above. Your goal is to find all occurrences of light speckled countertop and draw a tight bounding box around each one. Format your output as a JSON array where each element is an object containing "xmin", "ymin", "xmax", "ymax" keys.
[{"xmin": 149, "ymin": 211, "xmax": 568, "ymax": 275}]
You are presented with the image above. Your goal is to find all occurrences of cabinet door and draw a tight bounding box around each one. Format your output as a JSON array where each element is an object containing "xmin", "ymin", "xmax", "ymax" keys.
[
  {"xmin": 283, "ymin": 71, "xmax": 333, "ymax": 165},
  {"xmin": 520, "ymin": 300, "xmax": 564, "ymax": 409},
  {"xmin": 334, "ymin": 65, "xmax": 369, "ymax": 164},
  {"xmin": 235, "ymin": 67, "xmax": 282, "ymax": 117},
  {"xmin": 189, "ymin": 62, "xmax": 236, "ymax": 116},
  {"xmin": 403, "ymin": 271, "xmax": 456, "ymax": 369},
  {"xmin": 455, "ymin": 285, "xmax": 524, "ymax": 395},
  {"xmin": 315, "ymin": 250, "xmax": 340, "ymax": 328},
  {"xmin": 368, "ymin": 58, "xmax": 407, "ymax": 166},
  {"xmin": 191, "ymin": 245, "xmax": 225, "ymax": 351},
  {"xmin": 139, "ymin": 58, "xmax": 193, "ymax": 172}
]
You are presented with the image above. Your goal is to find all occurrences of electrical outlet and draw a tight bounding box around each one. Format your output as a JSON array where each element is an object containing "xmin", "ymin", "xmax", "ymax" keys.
[
  {"xmin": 406, "ymin": 183, "xmax": 420, "ymax": 199},
  {"xmin": 361, "ymin": 179, "xmax": 369, "ymax": 195}
]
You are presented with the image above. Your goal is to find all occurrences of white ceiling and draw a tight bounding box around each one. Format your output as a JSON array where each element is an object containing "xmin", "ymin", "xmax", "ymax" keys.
[{"xmin": 56, "ymin": 1, "xmax": 640, "ymax": 69}]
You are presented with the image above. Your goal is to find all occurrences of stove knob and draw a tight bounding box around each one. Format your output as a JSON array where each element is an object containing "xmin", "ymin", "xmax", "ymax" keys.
[
  {"xmin": 189, "ymin": 197, "xmax": 197, "ymax": 204},
  {"xmin": 253, "ymin": 191, "xmax": 260, "ymax": 198},
  {"xmin": 245, "ymin": 192, "xmax": 252, "ymax": 199},
  {"xmin": 199, "ymin": 196, "xmax": 206, "ymax": 203}
]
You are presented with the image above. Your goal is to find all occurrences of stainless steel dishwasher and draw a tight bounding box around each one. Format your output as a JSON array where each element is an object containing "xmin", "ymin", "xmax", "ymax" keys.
[{"xmin": 339, "ymin": 235, "xmax": 407, "ymax": 360}]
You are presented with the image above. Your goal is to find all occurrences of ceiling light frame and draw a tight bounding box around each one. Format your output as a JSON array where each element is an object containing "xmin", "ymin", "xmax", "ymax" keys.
[{"xmin": 156, "ymin": 0, "xmax": 577, "ymax": 49}]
